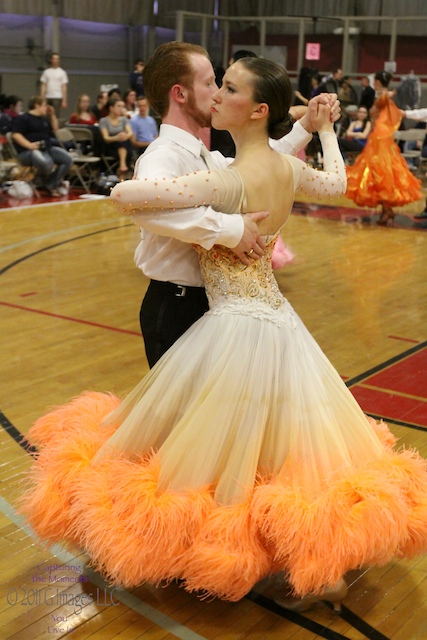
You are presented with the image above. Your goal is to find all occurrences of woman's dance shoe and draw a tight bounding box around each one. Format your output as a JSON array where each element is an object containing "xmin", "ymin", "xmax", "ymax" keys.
[
  {"xmin": 274, "ymin": 579, "xmax": 348, "ymax": 613},
  {"xmin": 377, "ymin": 207, "xmax": 395, "ymax": 226}
]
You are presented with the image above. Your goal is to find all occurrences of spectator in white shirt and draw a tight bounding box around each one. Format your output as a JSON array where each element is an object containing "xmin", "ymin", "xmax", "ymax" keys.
[{"xmin": 40, "ymin": 52, "xmax": 68, "ymax": 117}]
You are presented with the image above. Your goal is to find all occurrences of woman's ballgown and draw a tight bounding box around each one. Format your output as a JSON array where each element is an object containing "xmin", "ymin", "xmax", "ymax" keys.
[
  {"xmin": 346, "ymin": 93, "xmax": 423, "ymax": 208},
  {"xmin": 20, "ymin": 137, "xmax": 427, "ymax": 602}
]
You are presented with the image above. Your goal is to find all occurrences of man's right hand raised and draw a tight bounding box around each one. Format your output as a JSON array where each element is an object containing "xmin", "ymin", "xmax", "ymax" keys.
[{"xmin": 232, "ymin": 211, "xmax": 269, "ymax": 266}]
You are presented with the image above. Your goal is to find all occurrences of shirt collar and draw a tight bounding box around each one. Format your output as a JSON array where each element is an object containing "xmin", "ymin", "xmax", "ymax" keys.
[{"xmin": 159, "ymin": 124, "xmax": 205, "ymax": 160}]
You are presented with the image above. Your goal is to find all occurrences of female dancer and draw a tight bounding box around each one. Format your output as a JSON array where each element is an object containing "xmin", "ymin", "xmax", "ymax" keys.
[
  {"xmin": 21, "ymin": 59, "xmax": 427, "ymax": 609},
  {"xmin": 346, "ymin": 70, "xmax": 423, "ymax": 225}
]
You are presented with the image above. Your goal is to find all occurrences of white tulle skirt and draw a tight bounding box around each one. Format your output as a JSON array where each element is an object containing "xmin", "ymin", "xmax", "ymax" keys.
[{"xmin": 100, "ymin": 300, "xmax": 384, "ymax": 504}]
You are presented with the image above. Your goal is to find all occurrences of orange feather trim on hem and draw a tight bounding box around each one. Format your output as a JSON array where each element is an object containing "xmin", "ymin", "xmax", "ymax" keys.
[{"xmin": 18, "ymin": 393, "xmax": 427, "ymax": 601}]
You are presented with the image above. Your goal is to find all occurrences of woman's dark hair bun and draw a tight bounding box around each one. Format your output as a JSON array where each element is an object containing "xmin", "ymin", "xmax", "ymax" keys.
[
  {"xmin": 374, "ymin": 70, "xmax": 393, "ymax": 87},
  {"xmin": 268, "ymin": 113, "xmax": 294, "ymax": 140}
]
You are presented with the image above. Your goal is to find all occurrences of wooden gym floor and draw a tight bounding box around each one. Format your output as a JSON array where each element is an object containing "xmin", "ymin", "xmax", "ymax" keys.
[{"xmin": 0, "ymin": 190, "xmax": 426, "ymax": 639}]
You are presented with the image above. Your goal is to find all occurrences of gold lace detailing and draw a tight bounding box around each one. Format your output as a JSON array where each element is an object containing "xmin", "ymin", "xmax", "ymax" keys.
[{"xmin": 195, "ymin": 236, "xmax": 297, "ymax": 328}]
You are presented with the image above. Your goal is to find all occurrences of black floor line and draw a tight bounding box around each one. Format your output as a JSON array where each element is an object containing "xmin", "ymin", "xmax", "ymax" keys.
[
  {"xmin": 0, "ymin": 224, "xmax": 133, "ymax": 276},
  {"xmin": 344, "ymin": 340, "xmax": 427, "ymax": 434},
  {"xmin": 325, "ymin": 603, "xmax": 390, "ymax": 640},
  {"xmin": 246, "ymin": 590, "xmax": 386, "ymax": 640},
  {"xmin": 366, "ymin": 414, "xmax": 427, "ymax": 433},
  {"xmin": 0, "ymin": 409, "xmax": 37, "ymax": 455},
  {"xmin": 345, "ymin": 340, "xmax": 427, "ymax": 388}
]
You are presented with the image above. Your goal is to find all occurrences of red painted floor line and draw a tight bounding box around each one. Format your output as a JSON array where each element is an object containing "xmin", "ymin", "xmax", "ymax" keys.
[
  {"xmin": 0, "ymin": 300, "xmax": 141, "ymax": 337},
  {"xmin": 388, "ymin": 335, "xmax": 420, "ymax": 344}
]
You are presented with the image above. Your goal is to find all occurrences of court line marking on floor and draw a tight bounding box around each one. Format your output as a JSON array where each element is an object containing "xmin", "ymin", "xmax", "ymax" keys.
[
  {"xmin": 388, "ymin": 335, "xmax": 420, "ymax": 344},
  {"xmin": 0, "ymin": 300, "xmax": 141, "ymax": 337},
  {"xmin": 356, "ymin": 382, "xmax": 426, "ymax": 403},
  {"xmin": 0, "ymin": 216, "xmax": 127, "ymax": 255},
  {"xmin": 363, "ymin": 414, "xmax": 427, "ymax": 433},
  {"xmin": 0, "ymin": 496, "xmax": 209, "ymax": 640},
  {"xmin": 0, "ymin": 224, "xmax": 133, "ymax": 276},
  {"xmin": 0, "ymin": 409, "xmax": 36, "ymax": 454},
  {"xmin": 0, "ymin": 196, "xmax": 104, "ymax": 213},
  {"xmin": 246, "ymin": 592, "xmax": 352, "ymax": 640},
  {"xmin": 345, "ymin": 341, "xmax": 427, "ymax": 388}
]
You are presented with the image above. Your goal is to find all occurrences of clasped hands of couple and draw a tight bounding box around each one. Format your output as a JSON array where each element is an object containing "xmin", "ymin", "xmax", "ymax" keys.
[{"xmin": 233, "ymin": 93, "xmax": 340, "ymax": 266}]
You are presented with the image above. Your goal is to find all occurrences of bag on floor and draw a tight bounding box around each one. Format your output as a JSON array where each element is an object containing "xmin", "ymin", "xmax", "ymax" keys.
[{"xmin": 6, "ymin": 180, "xmax": 33, "ymax": 199}]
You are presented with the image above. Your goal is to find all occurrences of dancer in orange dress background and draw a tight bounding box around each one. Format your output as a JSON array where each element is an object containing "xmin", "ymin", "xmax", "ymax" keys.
[{"xmin": 346, "ymin": 70, "xmax": 423, "ymax": 225}]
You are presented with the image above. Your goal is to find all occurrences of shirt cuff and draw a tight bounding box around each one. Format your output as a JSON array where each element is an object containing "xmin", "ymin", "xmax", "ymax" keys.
[
  {"xmin": 286, "ymin": 121, "xmax": 312, "ymax": 153},
  {"xmin": 270, "ymin": 120, "xmax": 312, "ymax": 156},
  {"xmin": 405, "ymin": 109, "xmax": 427, "ymax": 121},
  {"xmin": 217, "ymin": 213, "xmax": 244, "ymax": 248}
]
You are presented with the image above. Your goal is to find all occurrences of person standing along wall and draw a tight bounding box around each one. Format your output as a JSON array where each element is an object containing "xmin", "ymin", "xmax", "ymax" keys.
[
  {"xmin": 40, "ymin": 53, "xmax": 68, "ymax": 118},
  {"xmin": 129, "ymin": 59, "xmax": 145, "ymax": 97}
]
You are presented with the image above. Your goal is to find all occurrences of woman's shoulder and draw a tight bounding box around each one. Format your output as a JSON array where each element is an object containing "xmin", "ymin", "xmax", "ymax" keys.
[{"xmin": 277, "ymin": 151, "xmax": 304, "ymax": 172}]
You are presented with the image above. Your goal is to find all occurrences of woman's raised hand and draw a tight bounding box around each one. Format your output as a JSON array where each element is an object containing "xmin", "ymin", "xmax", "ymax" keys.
[{"xmin": 312, "ymin": 102, "xmax": 334, "ymax": 133}]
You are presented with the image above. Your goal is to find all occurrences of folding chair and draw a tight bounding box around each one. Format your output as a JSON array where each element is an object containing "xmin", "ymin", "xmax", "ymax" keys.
[
  {"xmin": 99, "ymin": 149, "xmax": 119, "ymax": 174},
  {"xmin": 0, "ymin": 140, "xmax": 18, "ymax": 182},
  {"xmin": 5, "ymin": 132, "xmax": 40, "ymax": 196},
  {"xmin": 55, "ymin": 128, "xmax": 101, "ymax": 193},
  {"xmin": 66, "ymin": 124, "xmax": 118, "ymax": 175},
  {"xmin": 0, "ymin": 158, "xmax": 17, "ymax": 182},
  {"xmin": 65, "ymin": 125, "xmax": 97, "ymax": 155},
  {"xmin": 393, "ymin": 128, "xmax": 426, "ymax": 173},
  {"xmin": 418, "ymin": 150, "xmax": 427, "ymax": 174}
]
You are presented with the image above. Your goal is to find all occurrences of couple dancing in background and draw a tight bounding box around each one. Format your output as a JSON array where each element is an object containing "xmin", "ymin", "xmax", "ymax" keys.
[
  {"xmin": 346, "ymin": 70, "xmax": 423, "ymax": 225},
  {"xmin": 21, "ymin": 43, "xmax": 427, "ymax": 612}
]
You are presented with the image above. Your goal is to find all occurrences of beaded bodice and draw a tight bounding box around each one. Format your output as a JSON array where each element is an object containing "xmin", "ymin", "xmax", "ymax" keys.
[{"xmin": 195, "ymin": 236, "xmax": 297, "ymax": 327}]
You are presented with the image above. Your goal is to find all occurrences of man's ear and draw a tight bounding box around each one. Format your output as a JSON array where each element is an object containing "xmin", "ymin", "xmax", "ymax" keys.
[
  {"xmin": 250, "ymin": 102, "xmax": 269, "ymax": 121},
  {"xmin": 170, "ymin": 84, "xmax": 187, "ymax": 105}
]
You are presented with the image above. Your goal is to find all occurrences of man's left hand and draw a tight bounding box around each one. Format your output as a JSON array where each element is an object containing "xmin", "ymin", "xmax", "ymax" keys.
[
  {"xmin": 289, "ymin": 105, "xmax": 308, "ymax": 122},
  {"xmin": 299, "ymin": 93, "xmax": 341, "ymax": 133}
]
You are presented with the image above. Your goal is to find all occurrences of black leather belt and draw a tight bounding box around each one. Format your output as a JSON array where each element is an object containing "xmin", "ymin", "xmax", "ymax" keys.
[{"xmin": 150, "ymin": 279, "xmax": 205, "ymax": 298}]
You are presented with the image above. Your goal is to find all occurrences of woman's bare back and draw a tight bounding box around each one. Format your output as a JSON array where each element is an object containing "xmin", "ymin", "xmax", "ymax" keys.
[{"xmin": 232, "ymin": 148, "xmax": 296, "ymax": 235}]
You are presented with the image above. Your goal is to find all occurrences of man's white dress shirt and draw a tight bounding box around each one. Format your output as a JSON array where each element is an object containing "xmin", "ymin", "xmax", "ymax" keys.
[{"xmin": 405, "ymin": 108, "xmax": 427, "ymax": 122}]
